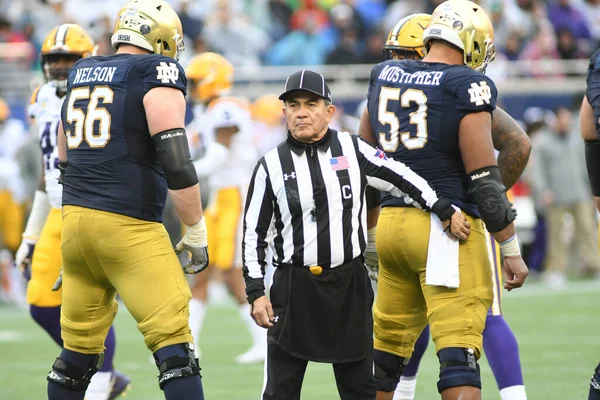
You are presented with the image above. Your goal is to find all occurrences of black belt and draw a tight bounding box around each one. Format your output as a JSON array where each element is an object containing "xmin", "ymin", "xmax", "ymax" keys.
[{"xmin": 277, "ymin": 256, "xmax": 364, "ymax": 276}]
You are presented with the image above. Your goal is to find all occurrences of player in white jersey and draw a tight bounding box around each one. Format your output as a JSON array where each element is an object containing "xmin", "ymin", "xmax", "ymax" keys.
[
  {"xmin": 185, "ymin": 52, "xmax": 265, "ymax": 364},
  {"xmin": 14, "ymin": 24, "xmax": 130, "ymax": 400}
]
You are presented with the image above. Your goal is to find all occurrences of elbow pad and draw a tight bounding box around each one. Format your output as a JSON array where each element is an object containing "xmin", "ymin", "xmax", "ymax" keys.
[
  {"xmin": 467, "ymin": 166, "xmax": 515, "ymax": 233},
  {"xmin": 153, "ymin": 128, "xmax": 199, "ymax": 190},
  {"xmin": 585, "ymin": 140, "xmax": 600, "ymax": 196}
]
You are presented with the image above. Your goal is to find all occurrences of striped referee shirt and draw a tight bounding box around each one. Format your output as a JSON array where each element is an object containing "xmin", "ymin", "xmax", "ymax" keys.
[{"xmin": 242, "ymin": 129, "xmax": 445, "ymax": 299}]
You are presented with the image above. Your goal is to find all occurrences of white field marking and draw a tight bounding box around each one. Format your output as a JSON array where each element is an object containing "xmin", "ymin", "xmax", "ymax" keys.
[{"xmin": 0, "ymin": 330, "xmax": 24, "ymax": 342}]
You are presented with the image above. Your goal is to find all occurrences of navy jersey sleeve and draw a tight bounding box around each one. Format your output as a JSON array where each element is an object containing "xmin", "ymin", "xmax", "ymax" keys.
[
  {"xmin": 586, "ymin": 50, "xmax": 600, "ymax": 136},
  {"xmin": 453, "ymin": 72, "xmax": 497, "ymax": 120},
  {"xmin": 141, "ymin": 55, "xmax": 187, "ymax": 96}
]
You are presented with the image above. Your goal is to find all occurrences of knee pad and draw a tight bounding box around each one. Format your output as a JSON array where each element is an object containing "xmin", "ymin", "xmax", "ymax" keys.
[
  {"xmin": 437, "ymin": 348, "xmax": 481, "ymax": 393},
  {"xmin": 46, "ymin": 353, "xmax": 104, "ymax": 391},
  {"xmin": 591, "ymin": 363, "xmax": 600, "ymax": 392},
  {"xmin": 373, "ymin": 349, "xmax": 409, "ymax": 392},
  {"xmin": 155, "ymin": 344, "xmax": 201, "ymax": 390}
]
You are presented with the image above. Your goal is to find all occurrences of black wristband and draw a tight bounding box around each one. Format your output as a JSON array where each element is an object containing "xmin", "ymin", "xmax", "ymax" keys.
[
  {"xmin": 245, "ymin": 277, "xmax": 266, "ymax": 304},
  {"xmin": 431, "ymin": 198, "xmax": 455, "ymax": 221}
]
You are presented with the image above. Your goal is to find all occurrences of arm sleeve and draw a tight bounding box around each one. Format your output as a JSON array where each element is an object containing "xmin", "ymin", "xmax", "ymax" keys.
[
  {"xmin": 242, "ymin": 160, "xmax": 275, "ymax": 301},
  {"xmin": 142, "ymin": 56, "xmax": 187, "ymax": 95},
  {"xmin": 586, "ymin": 50, "xmax": 600, "ymax": 139},
  {"xmin": 353, "ymin": 136, "xmax": 439, "ymax": 211}
]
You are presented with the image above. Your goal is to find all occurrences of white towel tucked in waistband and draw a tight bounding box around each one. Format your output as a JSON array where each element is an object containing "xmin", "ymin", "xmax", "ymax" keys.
[{"xmin": 425, "ymin": 212, "xmax": 460, "ymax": 289}]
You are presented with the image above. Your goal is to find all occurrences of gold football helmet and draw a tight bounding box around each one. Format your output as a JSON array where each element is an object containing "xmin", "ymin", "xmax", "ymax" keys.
[
  {"xmin": 384, "ymin": 13, "xmax": 431, "ymax": 60},
  {"xmin": 41, "ymin": 24, "xmax": 96, "ymax": 91},
  {"xmin": 423, "ymin": 0, "xmax": 495, "ymax": 72},
  {"xmin": 251, "ymin": 94, "xmax": 283, "ymax": 127},
  {"xmin": 111, "ymin": 0, "xmax": 185, "ymax": 60},
  {"xmin": 186, "ymin": 53, "xmax": 234, "ymax": 103}
]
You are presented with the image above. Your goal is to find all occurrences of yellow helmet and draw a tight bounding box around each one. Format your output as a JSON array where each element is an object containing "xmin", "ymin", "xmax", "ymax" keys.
[
  {"xmin": 111, "ymin": 0, "xmax": 185, "ymax": 61},
  {"xmin": 384, "ymin": 13, "xmax": 431, "ymax": 60},
  {"xmin": 0, "ymin": 98, "xmax": 9, "ymax": 122},
  {"xmin": 41, "ymin": 24, "xmax": 96, "ymax": 91},
  {"xmin": 251, "ymin": 94, "xmax": 283, "ymax": 127},
  {"xmin": 186, "ymin": 52, "xmax": 234, "ymax": 103},
  {"xmin": 423, "ymin": 0, "xmax": 495, "ymax": 72}
]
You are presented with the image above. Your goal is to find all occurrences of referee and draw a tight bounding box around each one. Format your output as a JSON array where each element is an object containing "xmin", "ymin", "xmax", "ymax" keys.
[{"xmin": 242, "ymin": 69, "xmax": 469, "ymax": 400}]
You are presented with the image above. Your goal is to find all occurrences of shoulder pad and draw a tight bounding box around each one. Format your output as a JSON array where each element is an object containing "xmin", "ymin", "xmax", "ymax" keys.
[{"xmin": 29, "ymin": 85, "xmax": 42, "ymax": 106}]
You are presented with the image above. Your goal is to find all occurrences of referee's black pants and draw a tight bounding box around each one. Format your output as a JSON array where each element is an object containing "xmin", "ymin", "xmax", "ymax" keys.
[{"xmin": 261, "ymin": 334, "xmax": 376, "ymax": 400}]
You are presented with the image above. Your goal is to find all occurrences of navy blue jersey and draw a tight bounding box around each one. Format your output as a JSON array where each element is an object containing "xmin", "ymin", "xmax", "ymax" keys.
[
  {"xmin": 61, "ymin": 54, "xmax": 187, "ymax": 222},
  {"xmin": 586, "ymin": 49, "xmax": 600, "ymax": 139},
  {"xmin": 367, "ymin": 59, "xmax": 497, "ymax": 217}
]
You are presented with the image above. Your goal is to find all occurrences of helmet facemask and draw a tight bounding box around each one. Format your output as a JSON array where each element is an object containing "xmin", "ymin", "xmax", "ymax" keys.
[{"xmin": 42, "ymin": 53, "xmax": 82, "ymax": 94}]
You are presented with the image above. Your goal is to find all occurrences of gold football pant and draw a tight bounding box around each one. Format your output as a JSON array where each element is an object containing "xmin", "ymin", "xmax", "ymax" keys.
[
  {"xmin": 27, "ymin": 207, "xmax": 63, "ymax": 307},
  {"xmin": 204, "ymin": 186, "xmax": 243, "ymax": 269},
  {"xmin": 0, "ymin": 189, "xmax": 25, "ymax": 252},
  {"xmin": 374, "ymin": 207, "xmax": 493, "ymax": 359},
  {"xmin": 60, "ymin": 206, "xmax": 193, "ymax": 354}
]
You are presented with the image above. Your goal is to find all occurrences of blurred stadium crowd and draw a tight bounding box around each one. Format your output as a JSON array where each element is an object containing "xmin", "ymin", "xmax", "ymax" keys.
[
  {"xmin": 2, "ymin": 0, "xmax": 600, "ymax": 69},
  {"xmin": 1, "ymin": 0, "xmax": 600, "ymax": 304}
]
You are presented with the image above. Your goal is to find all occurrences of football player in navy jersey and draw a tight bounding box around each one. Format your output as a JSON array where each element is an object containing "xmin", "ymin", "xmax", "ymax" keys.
[
  {"xmin": 359, "ymin": 1, "xmax": 528, "ymax": 399},
  {"xmin": 580, "ymin": 47, "xmax": 600, "ymax": 400},
  {"xmin": 46, "ymin": 1, "xmax": 208, "ymax": 400},
  {"xmin": 362, "ymin": 12, "xmax": 531, "ymax": 400}
]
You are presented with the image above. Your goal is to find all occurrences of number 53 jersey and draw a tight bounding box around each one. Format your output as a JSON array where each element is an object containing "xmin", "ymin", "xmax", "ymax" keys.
[
  {"xmin": 366, "ymin": 59, "xmax": 498, "ymax": 217},
  {"xmin": 61, "ymin": 54, "xmax": 187, "ymax": 222}
]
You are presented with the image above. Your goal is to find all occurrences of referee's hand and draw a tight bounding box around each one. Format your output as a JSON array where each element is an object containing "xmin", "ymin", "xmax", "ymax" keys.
[{"xmin": 251, "ymin": 296, "xmax": 274, "ymax": 328}]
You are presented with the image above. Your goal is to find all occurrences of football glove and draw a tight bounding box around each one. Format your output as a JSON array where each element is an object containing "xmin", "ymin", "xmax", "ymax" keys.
[
  {"xmin": 364, "ymin": 227, "xmax": 379, "ymax": 282},
  {"xmin": 51, "ymin": 269, "xmax": 62, "ymax": 291},
  {"xmin": 15, "ymin": 239, "xmax": 35, "ymax": 281},
  {"xmin": 175, "ymin": 218, "xmax": 209, "ymax": 274}
]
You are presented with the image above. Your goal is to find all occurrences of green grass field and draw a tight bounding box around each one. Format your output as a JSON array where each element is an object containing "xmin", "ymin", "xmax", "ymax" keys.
[{"xmin": 1, "ymin": 280, "xmax": 599, "ymax": 400}]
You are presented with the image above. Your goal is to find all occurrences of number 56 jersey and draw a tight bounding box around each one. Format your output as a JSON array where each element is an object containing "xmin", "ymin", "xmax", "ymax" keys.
[
  {"xmin": 366, "ymin": 59, "xmax": 497, "ymax": 217},
  {"xmin": 61, "ymin": 54, "xmax": 187, "ymax": 222}
]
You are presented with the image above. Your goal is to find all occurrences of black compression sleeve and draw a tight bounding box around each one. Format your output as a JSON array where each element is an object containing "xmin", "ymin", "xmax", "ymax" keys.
[
  {"xmin": 585, "ymin": 140, "xmax": 600, "ymax": 196},
  {"xmin": 152, "ymin": 128, "xmax": 199, "ymax": 190}
]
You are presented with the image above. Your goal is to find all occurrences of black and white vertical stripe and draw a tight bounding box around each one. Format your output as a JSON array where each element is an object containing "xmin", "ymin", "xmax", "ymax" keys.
[{"xmin": 242, "ymin": 130, "xmax": 440, "ymax": 281}]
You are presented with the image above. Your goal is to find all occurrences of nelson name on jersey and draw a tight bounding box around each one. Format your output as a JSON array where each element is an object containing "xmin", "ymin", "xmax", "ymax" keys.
[
  {"xmin": 72, "ymin": 66, "xmax": 117, "ymax": 84},
  {"xmin": 378, "ymin": 64, "xmax": 444, "ymax": 86}
]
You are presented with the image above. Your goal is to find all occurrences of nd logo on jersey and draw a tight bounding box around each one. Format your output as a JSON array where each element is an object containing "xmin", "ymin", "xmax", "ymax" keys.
[
  {"xmin": 156, "ymin": 62, "xmax": 179, "ymax": 84},
  {"xmin": 468, "ymin": 81, "xmax": 492, "ymax": 106}
]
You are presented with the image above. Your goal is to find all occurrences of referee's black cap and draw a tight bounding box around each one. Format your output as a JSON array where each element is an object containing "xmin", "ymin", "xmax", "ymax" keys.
[{"xmin": 279, "ymin": 69, "xmax": 333, "ymax": 102}]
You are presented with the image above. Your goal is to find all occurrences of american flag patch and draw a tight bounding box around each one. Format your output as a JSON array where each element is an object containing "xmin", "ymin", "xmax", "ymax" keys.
[
  {"xmin": 375, "ymin": 148, "xmax": 387, "ymax": 160},
  {"xmin": 330, "ymin": 155, "xmax": 350, "ymax": 171}
]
